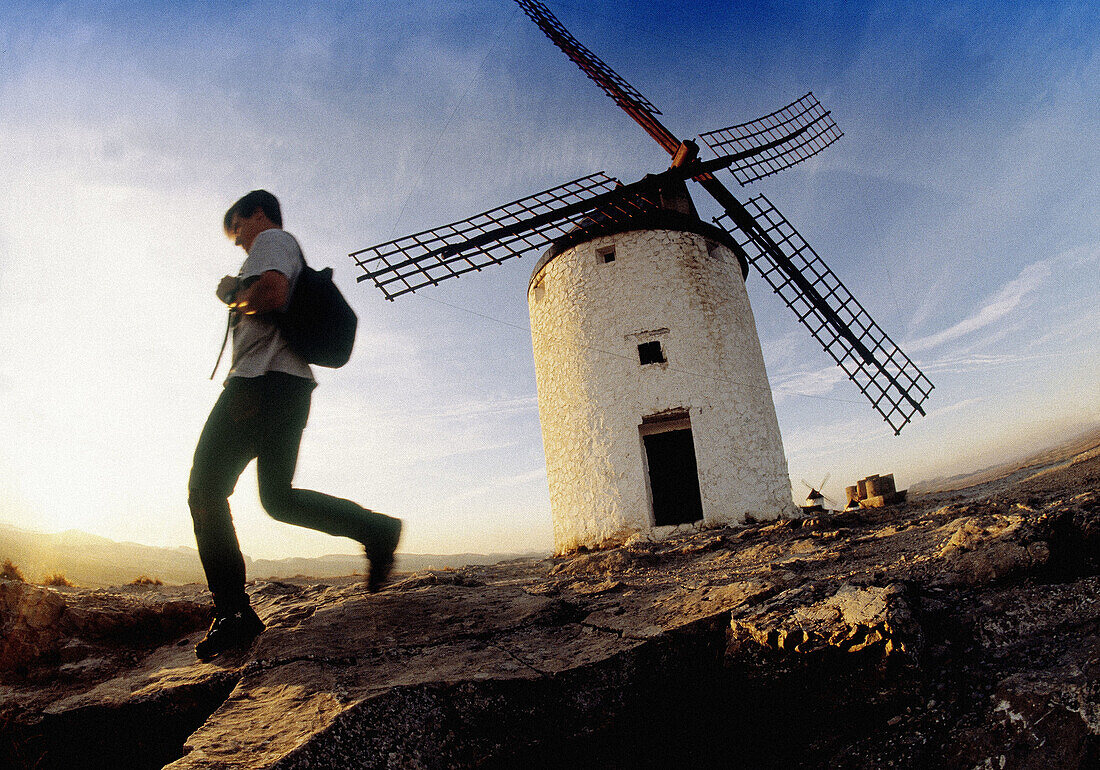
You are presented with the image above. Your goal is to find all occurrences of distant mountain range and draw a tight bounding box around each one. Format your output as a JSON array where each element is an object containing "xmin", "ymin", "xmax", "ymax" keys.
[
  {"xmin": 909, "ymin": 424, "xmax": 1100, "ymax": 495},
  {"xmin": 0, "ymin": 524, "xmax": 543, "ymax": 588}
]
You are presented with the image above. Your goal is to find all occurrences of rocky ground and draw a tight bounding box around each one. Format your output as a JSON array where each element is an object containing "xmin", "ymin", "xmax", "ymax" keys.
[{"xmin": 2, "ymin": 449, "xmax": 1098, "ymax": 769}]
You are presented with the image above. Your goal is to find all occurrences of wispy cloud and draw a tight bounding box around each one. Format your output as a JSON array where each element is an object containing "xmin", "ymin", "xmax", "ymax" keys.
[
  {"xmin": 924, "ymin": 347, "xmax": 1093, "ymax": 377},
  {"xmin": 922, "ymin": 396, "xmax": 983, "ymax": 421},
  {"xmin": 442, "ymin": 467, "xmax": 548, "ymax": 506},
  {"xmin": 921, "ymin": 351, "xmax": 1035, "ymax": 375},
  {"xmin": 770, "ymin": 367, "xmax": 850, "ymax": 404},
  {"xmin": 386, "ymin": 395, "xmax": 539, "ymax": 423},
  {"xmin": 908, "ymin": 261, "xmax": 1052, "ymax": 352}
]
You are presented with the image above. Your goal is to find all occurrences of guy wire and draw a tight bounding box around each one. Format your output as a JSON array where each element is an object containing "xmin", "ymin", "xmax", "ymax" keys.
[
  {"xmin": 413, "ymin": 291, "xmax": 865, "ymax": 407},
  {"xmin": 388, "ymin": 7, "xmax": 524, "ymax": 240}
]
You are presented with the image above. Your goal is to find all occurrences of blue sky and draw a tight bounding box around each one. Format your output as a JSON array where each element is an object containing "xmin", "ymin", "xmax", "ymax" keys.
[{"xmin": 1, "ymin": 0, "xmax": 1097, "ymax": 559}]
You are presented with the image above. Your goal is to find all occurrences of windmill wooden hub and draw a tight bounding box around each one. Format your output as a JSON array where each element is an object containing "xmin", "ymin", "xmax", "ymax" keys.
[{"xmin": 529, "ymin": 185, "xmax": 795, "ymax": 552}]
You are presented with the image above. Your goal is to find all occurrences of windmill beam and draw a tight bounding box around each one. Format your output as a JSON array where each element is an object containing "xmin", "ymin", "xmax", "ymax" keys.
[{"xmin": 670, "ymin": 140, "xmax": 699, "ymax": 169}]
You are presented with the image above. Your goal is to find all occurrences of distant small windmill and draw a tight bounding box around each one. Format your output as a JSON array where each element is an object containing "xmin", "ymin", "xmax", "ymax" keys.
[
  {"xmin": 350, "ymin": 1, "xmax": 933, "ymax": 552},
  {"xmin": 801, "ymin": 474, "xmax": 834, "ymax": 513}
]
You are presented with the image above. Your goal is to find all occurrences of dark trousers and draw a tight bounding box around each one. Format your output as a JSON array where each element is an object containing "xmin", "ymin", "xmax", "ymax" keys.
[{"xmin": 188, "ymin": 372, "xmax": 389, "ymax": 611}]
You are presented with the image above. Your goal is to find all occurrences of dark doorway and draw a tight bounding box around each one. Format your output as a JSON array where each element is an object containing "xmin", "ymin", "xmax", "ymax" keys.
[{"xmin": 643, "ymin": 429, "xmax": 704, "ymax": 526}]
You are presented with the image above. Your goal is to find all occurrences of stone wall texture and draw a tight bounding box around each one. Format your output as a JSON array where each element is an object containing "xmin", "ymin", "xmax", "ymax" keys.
[{"xmin": 528, "ymin": 228, "xmax": 796, "ymax": 553}]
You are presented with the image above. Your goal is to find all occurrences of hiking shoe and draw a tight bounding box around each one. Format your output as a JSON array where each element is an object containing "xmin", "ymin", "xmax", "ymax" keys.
[
  {"xmin": 366, "ymin": 516, "xmax": 403, "ymax": 593},
  {"xmin": 195, "ymin": 606, "xmax": 265, "ymax": 661}
]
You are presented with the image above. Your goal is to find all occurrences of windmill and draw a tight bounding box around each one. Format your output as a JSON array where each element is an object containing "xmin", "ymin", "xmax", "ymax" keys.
[
  {"xmin": 800, "ymin": 474, "xmax": 834, "ymax": 514},
  {"xmin": 350, "ymin": 1, "xmax": 933, "ymax": 552}
]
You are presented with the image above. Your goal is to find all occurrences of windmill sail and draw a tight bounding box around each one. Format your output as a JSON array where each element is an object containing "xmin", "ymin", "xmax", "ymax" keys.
[
  {"xmin": 349, "ymin": 153, "xmax": 773, "ymax": 301},
  {"xmin": 514, "ymin": 0, "xmax": 679, "ymax": 154},
  {"xmin": 351, "ymin": 171, "xmax": 663, "ymax": 300},
  {"xmin": 716, "ymin": 195, "xmax": 933, "ymax": 434},
  {"xmin": 698, "ymin": 93, "xmax": 843, "ymax": 185},
  {"xmin": 514, "ymin": 0, "xmax": 660, "ymax": 116}
]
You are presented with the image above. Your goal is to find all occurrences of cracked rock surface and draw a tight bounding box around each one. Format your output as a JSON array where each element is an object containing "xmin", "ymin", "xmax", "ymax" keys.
[{"xmin": 2, "ymin": 450, "xmax": 1098, "ymax": 768}]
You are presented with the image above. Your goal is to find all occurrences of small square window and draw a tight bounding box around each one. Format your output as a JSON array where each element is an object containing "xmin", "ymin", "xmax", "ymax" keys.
[
  {"xmin": 598, "ymin": 246, "xmax": 616, "ymax": 263},
  {"xmin": 638, "ymin": 341, "xmax": 666, "ymax": 365}
]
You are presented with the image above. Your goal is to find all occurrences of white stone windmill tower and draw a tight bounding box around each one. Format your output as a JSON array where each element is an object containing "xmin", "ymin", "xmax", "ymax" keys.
[{"xmin": 351, "ymin": 1, "xmax": 933, "ymax": 553}]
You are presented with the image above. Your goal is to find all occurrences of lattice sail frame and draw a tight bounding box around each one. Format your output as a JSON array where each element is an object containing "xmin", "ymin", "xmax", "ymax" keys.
[
  {"xmin": 351, "ymin": 172, "xmax": 663, "ymax": 300},
  {"xmin": 717, "ymin": 196, "xmax": 933, "ymax": 434},
  {"xmin": 698, "ymin": 92, "xmax": 843, "ymax": 186},
  {"xmin": 514, "ymin": 0, "xmax": 661, "ymax": 117}
]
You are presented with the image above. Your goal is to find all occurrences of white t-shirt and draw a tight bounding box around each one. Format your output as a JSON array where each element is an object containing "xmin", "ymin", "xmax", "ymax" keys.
[{"xmin": 227, "ymin": 229, "xmax": 315, "ymax": 382}]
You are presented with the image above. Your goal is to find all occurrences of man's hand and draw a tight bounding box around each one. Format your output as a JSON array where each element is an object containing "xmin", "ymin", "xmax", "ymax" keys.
[
  {"xmin": 228, "ymin": 271, "xmax": 289, "ymax": 315},
  {"xmin": 216, "ymin": 275, "xmax": 239, "ymax": 305}
]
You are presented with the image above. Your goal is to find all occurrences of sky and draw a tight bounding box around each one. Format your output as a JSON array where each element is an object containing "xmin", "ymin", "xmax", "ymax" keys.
[{"xmin": 1, "ymin": 0, "xmax": 1097, "ymax": 560}]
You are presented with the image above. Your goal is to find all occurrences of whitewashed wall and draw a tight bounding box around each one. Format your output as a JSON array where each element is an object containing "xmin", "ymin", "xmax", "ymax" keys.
[{"xmin": 528, "ymin": 228, "xmax": 796, "ymax": 554}]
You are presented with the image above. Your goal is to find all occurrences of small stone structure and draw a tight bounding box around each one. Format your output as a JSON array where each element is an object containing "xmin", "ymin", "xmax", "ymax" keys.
[
  {"xmin": 528, "ymin": 182, "xmax": 795, "ymax": 553},
  {"xmin": 846, "ymin": 473, "xmax": 907, "ymax": 508}
]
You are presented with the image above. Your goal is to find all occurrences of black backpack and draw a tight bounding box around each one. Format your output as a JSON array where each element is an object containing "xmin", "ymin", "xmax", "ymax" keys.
[
  {"xmin": 209, "ymin": 256, "xmax": 357, "ymax": 379},
  {"xmin": 276, "ymin": 255, "xmax": 358, "ymax": 368}
]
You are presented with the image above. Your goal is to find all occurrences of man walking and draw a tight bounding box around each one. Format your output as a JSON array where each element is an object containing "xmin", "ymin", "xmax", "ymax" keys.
[{"xmin": 188, "ymin": 190, "xmax": 401, "ymax": 660}]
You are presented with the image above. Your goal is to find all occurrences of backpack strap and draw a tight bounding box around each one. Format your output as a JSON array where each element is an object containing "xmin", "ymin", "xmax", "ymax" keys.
[{"xmin": 208, "ymin": 310, "xmax": 234, "ymax": 380}]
